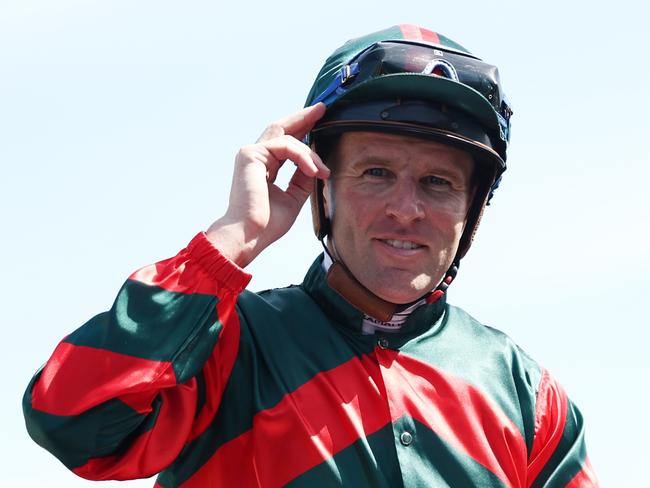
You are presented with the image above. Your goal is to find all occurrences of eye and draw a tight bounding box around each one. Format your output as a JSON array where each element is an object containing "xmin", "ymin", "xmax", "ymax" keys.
[
  {"xmin": 422, "ymin": 175, "xmax": 450, "ymax": 187},
  {"xmin": 364, "ymin": 168, "xmax": 390, "ymax": 178}
]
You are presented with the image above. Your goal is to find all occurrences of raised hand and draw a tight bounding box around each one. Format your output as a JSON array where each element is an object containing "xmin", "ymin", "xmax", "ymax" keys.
[{"xmin": 206, "ymin": 103, "xmax": 329, "ymax": 268}]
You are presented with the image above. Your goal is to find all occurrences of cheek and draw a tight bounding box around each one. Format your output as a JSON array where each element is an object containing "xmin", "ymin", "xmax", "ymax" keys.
[
  {"xmin": 332, "ymin": 185, "xmax": 373, "ymax": 222},
  {"xmin": 437, "ymin": 212, "xmax": 468, "ymax": 238},
  {"xmin": 332, "ymin": 199, "xmax": 377, "ymax": 250},
  {"xmin": 427, "ymin": 191, "xmax": 471, "ymax": 227},
  {"xmin": 425, "ymin": 190, "xmax": 471, "ymax": 215}
]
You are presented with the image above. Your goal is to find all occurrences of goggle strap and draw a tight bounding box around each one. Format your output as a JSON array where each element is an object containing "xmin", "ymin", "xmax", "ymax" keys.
[
  {"xmin": 312, "ymin": 63, "xmax": 360, "ymax": 106},
  {"xmin": 497, "ymin": 113, "xmax": 510, "ymax": 142},
  {"xmin": 487, "ymin": 175, "xmax": 503, "ymax": 205}
]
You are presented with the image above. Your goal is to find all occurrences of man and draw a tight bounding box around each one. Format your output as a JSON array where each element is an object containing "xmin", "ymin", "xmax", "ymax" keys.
[{"xmin": 23, "ymin": 25, "xmax": 597, "ymax": 487}]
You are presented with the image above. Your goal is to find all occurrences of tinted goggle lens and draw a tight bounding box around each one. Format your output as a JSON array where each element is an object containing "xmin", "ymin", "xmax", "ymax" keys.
[
  {"xmin": 312, "ymin": 40, "xmax": 512, "ymax": 142},
  {"xmin": 355, "ymin": 41, "xmax": 505, "ymax": 114}
]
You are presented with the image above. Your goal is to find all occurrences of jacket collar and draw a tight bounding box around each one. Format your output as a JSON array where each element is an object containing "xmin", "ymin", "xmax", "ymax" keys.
[{"xmin": 301, "ymin": 254, "xmax": 447, "ymax": 338}]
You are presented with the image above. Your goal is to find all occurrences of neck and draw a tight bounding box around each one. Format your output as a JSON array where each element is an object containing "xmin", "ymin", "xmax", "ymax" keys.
[{"xmin": 325, "ymin": 258, "xmax": 398, "ymax": 322}]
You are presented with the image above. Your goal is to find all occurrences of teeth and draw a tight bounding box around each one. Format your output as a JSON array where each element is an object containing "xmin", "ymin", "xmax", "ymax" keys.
[{"xmin": 383, "ymin": 239, "xmax": 422, "ymax": 250}]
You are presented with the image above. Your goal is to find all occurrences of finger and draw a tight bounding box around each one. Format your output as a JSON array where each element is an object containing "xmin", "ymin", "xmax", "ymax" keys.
[
  {"xmin": 277, "ymin": 103, "xmax": 326, "ymax": 137},
  {"xmin": 264, "ymin": 139, "xmax": 317, "ymax": 181},
  {"xmin": 288, "ymin": 103, "xmax": 327, "ymax": 141},
  {"xmin": 283, "ymin": 167, "xmax": 314, "ymax": 208},
  {"xmin": 265, "ymin": 136, "xmax": 329, "ymax": 180},
  {"xmin": 279, "ymin": 135, "xmax": 330, "ymax": 179},
  {"xmin": 266, "ymin": 158, "xmax": 285, "ymax": 184},
  {"xmin": 258, "ymin": 103, "xmax": 326, "ymax": 143},
  {"xmin": 244, "ymin": 138, "xmax": 313, "ymax": 185},
  {"xmin": 257, "ymin": 121, "xmax": 285, "ymax": 143}
]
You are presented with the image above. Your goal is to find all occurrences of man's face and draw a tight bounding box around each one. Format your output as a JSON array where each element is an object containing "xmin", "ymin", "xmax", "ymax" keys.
[{"xmin": 323, "ymin": 131, "xmax": 474, "ymax": 304}]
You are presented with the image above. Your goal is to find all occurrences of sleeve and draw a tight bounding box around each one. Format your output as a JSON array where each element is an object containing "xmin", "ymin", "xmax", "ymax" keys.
[
  {"xmin": 526, "ymin": 369, "xmax": 599, "ymax": 487},
  {"xmin": 22, "ymin": 232, "xmax": 252, "ymax": 481}
]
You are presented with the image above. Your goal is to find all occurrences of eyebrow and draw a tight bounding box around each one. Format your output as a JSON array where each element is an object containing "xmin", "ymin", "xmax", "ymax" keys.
[{"xmin": 351, "ymin": 155, "xmax": 393, "ymax": 166}]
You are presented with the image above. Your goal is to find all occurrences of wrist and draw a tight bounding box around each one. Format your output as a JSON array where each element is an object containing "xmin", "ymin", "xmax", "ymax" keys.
[{"xmin": 206, "ymin": 217, "xmax": 259, "ymax": 268}]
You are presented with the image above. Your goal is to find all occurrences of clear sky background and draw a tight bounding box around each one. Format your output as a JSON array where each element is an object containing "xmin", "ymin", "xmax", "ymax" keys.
[{"xmin": 1, "ymin": 1, "xmax": 648, "ymax": 486}]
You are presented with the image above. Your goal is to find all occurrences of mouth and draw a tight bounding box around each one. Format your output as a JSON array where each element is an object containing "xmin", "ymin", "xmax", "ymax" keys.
[{"xmin": 378, "ymin": 239, "xmax": 425, "ymax": 250}]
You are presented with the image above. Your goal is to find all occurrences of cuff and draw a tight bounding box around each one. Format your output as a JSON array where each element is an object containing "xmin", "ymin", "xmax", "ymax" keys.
[{"xmin": 187, "ymin": 232, "xmax": 252, "ymax": 293}]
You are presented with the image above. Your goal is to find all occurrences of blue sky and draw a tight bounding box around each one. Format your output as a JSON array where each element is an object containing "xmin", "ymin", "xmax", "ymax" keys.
[{"xmin": 1, "ymin": 1, "xmax": 648, "ymax": 485}]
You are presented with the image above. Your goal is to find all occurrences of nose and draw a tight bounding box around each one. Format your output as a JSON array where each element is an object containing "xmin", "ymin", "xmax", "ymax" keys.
[{"xmin": 385, "ymin": 179, "xmax": 425, "ymax": 224}]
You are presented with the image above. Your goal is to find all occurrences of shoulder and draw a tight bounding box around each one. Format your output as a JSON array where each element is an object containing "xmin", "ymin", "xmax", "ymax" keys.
[
  {"xmin": 234, "ymin": 285, "xmax": 340, "ymax": 349},
  {"xmin": 237, "ymin": 284, "xmax": 321, "ymax": 319},
  {"xmin": 441, "ymin": 312, "xmax": 597, "ymax": 485},
  {"xmin": 440, "ymin": 305, "xmax": 550, "ymax": 451},
  {"xmin": 444, "ymin": 305, "xmax": 545, "ymax": 410},
  {"xmin": 445, "ymin": 304, "xmax": 543, "ymax": 383}
]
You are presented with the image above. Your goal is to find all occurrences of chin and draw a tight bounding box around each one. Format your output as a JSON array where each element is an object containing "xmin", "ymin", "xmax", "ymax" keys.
[
  {"xmin": 379, "ymin": 290, "xmax": 430, "ymax": 305},
  {"xmin": 370, "ymin": 277, "xmax": 436, "ymax": 305}
]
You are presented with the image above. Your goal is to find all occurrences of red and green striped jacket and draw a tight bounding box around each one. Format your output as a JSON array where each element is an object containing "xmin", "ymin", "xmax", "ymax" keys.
[{"xmin": 23, "ymin": 232, "xmax": 597, "ymax": 487}]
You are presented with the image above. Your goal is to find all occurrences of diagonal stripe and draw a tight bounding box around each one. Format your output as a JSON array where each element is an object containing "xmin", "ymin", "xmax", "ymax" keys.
[
  {"xmin": 63, "ymin": 282, "xmax": 220, "ymax": 367},
  {"xmin": 187, "ymin": 293, "xmax": 242, "ymax": 442},
  {"xmin": 566, "ymin": 457, "xmax": 598, "ymax": 487},
  {"xmin": 157, "ymin": 284, "xmax": 377, "ymax": 486},
  {"xmin": 285, "ymin": 424, "xmax": 402, "ymax": 487},
  {"xmin": 183, "ymin": 346, "xmax": 530, "ymax": 486},
  {"xmin": 32, "ymin": 343, "xmax": 176, "ymax": 416},
  {"xmin": 24, "ymin": 387, "xmax": 149, "ymax": 470},
  {"xmin": 72, "ymin": 380, "xmax": 197, "ymax": 481},
  {"xmin": 526, "ymin": 369, "xmax": 568, "ymax": 486},
  {"xmin": 183, "ymin": 353, "xmax": 391, "ymax": 486},
  {"xmin": 376, "ymin": 349, "xmax": 527, "ymax": 488}
]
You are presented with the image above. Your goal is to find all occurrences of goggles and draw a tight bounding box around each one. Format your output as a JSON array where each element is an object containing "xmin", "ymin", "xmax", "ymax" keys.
[{"xmin": 311, "ymin": 40, "xmax": 513, "ymax": 144}]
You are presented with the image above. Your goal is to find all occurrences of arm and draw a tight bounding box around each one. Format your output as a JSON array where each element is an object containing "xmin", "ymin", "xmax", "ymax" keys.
[
  {"xmin": 23, "ymin": 233, "xmax": 250, "ymax": 480},
  {"xmin": 526, "ymin": 370, "xmax": 599, "ymax": 487},
  {"xmin": 23, "ymin": 103, "xmax": 328, "ymax": 481}
]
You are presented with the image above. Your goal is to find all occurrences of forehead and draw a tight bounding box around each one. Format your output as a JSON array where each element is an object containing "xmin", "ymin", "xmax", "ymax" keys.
[{"xmin": 334, "ymin": 131, "xmax": 474, "ymax": 173}]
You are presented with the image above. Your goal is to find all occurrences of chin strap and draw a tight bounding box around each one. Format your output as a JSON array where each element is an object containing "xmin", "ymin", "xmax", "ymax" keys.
[
  {"xmin": 320, "ymin": 238, "xmax": 457, "ymax": 322},
  {"xmin": 426, "ymin": 262, "xmax": 458, "ymax": 304}
]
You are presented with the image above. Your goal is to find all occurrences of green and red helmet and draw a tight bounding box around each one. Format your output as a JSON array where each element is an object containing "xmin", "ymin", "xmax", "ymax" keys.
[{"xmin": 306, "ymin": 25, "xmax": 513, "ymax": 261}]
